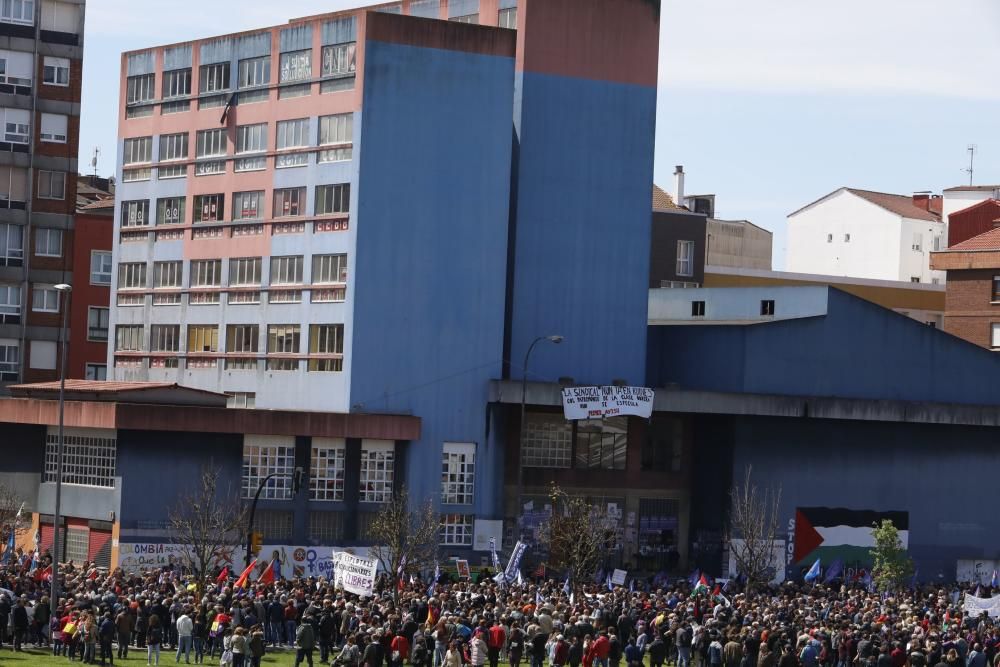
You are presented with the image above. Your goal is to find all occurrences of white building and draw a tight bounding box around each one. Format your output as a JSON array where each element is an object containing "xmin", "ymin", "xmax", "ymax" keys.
[
  {"xmin": 942, "ymin": 185, "xmax": 1000, "ymax": 225},
  {"xmin": 786, "ymin": 188, "xmax": 945, "ymax": 284}
]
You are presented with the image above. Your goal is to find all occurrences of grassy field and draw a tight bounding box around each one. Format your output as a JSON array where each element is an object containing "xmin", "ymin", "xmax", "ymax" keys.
[{"xmin": 2, "ymin": 646, "xmax": 303, "ymax": 665}]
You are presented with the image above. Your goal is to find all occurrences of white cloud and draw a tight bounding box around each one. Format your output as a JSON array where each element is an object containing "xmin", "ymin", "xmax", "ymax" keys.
[{"xmin": 660, "ymin": 0, "xmax": 1000, "ymax": 100}]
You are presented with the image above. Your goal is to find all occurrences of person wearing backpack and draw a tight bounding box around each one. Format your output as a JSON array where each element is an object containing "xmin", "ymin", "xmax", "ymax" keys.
[{"xmin": 295, "ymin": 615, "xmax": 317, "ymax": 667}]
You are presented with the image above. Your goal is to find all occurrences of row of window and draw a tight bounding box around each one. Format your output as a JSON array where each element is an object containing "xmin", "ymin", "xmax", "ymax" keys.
[
  {"xmin": 0, "ymin": 49, "xmax": 70, "ymax": 91},
  {"xmin": 119, "ymin": 185, "xmax": 350, "ymax": 228},
  {"xmin": 0, "ymin": 282, "xmax": 69, "ymax": 321},
  {"xmin": 123, "ymin": 115, "xmax": 353, "ymax": 181},
  {"xmin": 117, "ymin": 254, "xmax": 347, "ymax": 295},
  {"xmin": 126, "ymin": 42, "xmax": 357, "ymax": 112},
  {"xmin": 0, "ymin": 223, "xmax": 64, "ymax": 265},
  {"xmin": 0, "ymin": 0, "xmax": 79, "ymax": 32},
  {"xmin": 115, "ymin": 323, "xmax": 345, "ymax": 372},
  {"xmin": 0, "ymin": 107, "xmax": 68, "ymax": 144}
]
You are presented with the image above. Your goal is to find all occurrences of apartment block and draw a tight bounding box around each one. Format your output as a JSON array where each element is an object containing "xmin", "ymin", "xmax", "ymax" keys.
[{"xmin": 0, "ymin": 0, "xmax": 86, "ymax": 388}]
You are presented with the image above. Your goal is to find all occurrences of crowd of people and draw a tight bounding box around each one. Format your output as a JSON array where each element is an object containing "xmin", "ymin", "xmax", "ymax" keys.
[{"xmin": 0, "ymin": 549, "xmax": 998, "ymax": 667}]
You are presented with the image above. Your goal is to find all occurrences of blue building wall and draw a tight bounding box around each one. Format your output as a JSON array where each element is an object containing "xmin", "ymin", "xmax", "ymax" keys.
[
  {"xmin": 728, "ymin": 415, "xmax": 1000, "ymax": 581},
  {"xmin": 509, "ymin": 72, "xmax": 656, "ymax": 386},
  {"xmin": 649, "ymin": 288, "xmax": 1000, "ymax": 405},
  {"xmin": 350, "ymin": 36, "xmax": 515, "ymax": 519}
]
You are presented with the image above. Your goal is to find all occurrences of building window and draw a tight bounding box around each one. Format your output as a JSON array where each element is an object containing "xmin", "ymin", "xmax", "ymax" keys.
[
  {"xmin": 190, "ymin": 259, "xmax": 222, "ymax": 288},
  {"xmin": 0, "ymin": 223, "xmax": 23, "ymax": 266},
  {"xmin": 270, "ymin": 256, "xmax": 303, "ymax": 285},
  {"xmin": 29, "ymin": 339, "xmax": 55, "ymax": 369},
  {"xmin": 760, "ymin": 299, "xmax": 775, "ymax": 316},
  {"xmin": 279, "ymin": 50, "xmax": 311, "ymax": 83},
  {"xmin": 150, "ymin": 324, "xmax": 180, "ymax": 352},
  {"xmin": 0, "ymin": 166, "xmax": 26, "ymax": 204},
  {"xmin": 522, "ymin": 412, "xmax": 572, "ymax": 468},
  {"xmin": 312, "ymin": 254, "xmax": 347, "ymax": 284},
  {"xmin": 225, "ymin": 324, "xmax": 259, "ymax": 368},
  {"xmin": 238, "ymin": 55, "xmax": 270, "ymax": 89},
  {"xmin": 576, "ymin": 417, "xmax": 627, "ymax": 470},
  {"xmin": 87, "ymin": 307, "xmax": 109, "ymax": 341},
  {"xmin": 308, "ymin": 324, "xmax": 343, "ymax": 372},
  {"xmin": 359, "ymin": 441, "xmax": 394, "ymax": 503},
  {"xmin": 441, "ymin": 442, "xmax": 475, "ymax": 505},
  {"xmin": 844, "ymin": 233, "xmax": 851, "ymax": 242},
  {"xmin": 318, "ymin": 113, "xmax": 353, "ymax": 162},
  {"xmin": 691, "ymin": 300, "xmax": 705, "ymax": 317},
  {"xmin": 199, "ymin": 62, "xmax": 230, "ymax": 94},
  {"xmin": 162, "ymin": 67, "xmax": 191, "ymax": 99},
  {"xmin": 123, "ymin": 136, "xmax": 152, "ymax": 165},
  {"xmin": 637, "ymin": 498, "xmax": 679, "ymax": 564},
  {"xmin": 912, "ymin": 233, "xmax": 922, "ymax": 252},
  {"xmin": 229, "ymin": 257, "xmax": 261, "ymax": 286},
  {"xmin": 156, "ymin": 197, "xmax": 185, "ymax": 225},
  {"xmin": 440, "ymin": 514, "xmax": 473, "ymax": 546},
  {"xmin": 276, "ymin": 118, "xmax": 309, "ymax": 168},
  {"xmin": 321, "ymin": 43, "xmax": 356, "ymax": 77},
  {"xmin": 992, "ymin": 276, "xmax": 1000, "ymax": 302},
  {"xmin": 37, "ymin": 170, "xmax": 65, "ymax": 200},
  {"xmin": 309, "ymin": 511, "xmax": 344, "ymax": 542},
  {"xmin": 315, "ymin": 184, "xmax": 350, "ymax": 215},
  {"xmin": 126, "ymin": 73, "xmax": 155, "ymax": 105},
  {"xmin": 310, "ymin": 438, "xmax": 345, "ymax": 501},
  {"xmin": 118, "ymin": 262, "xmax": 147, "ymax": 290},
  {"xmin": 992, "ymin": 323, "xmax": 1000, "ymax": 349},
  {"xmin": 44, "ymin": 428, "xmax": 117, "ymax": 488},
  {"xmin": 0, "ymin": 50, "xmax": 32, "ymax": 87},
  {"xmin": 35, "ymin": 228, "xmax": 62, "ymax": 257},
  {"xmin": 85, "ymin": 363, "xmax": 106, "ymax": 381},
  {"xmin": 42, "ymin": 56, "xmax": 69, "ymax": 86},
  {"xmin": 676, "ymin": 240, "xmax": 694, "ymax": 277},
  {"xmin": 255, "ymin": 510, "xmax": 294, "ymax": 541},
  {"xmin": 193, "ymin": 194, "xmax": 224, "ymax": 222},
  {"xmin": 2, "ymin": 107, "xmax": 29, "ymax": 144},
  {"xmin": 153, "ymin": 260, "xmax": 182, "ymax": 288},
  {"xmin": 450, "ymin": 13, "xmax": 477, "ymax": 23},
  {"xmin": 826, "ymin": 233, "xmax": 833, "ymax": 243},
  {"xmin": 159, "ymin": 132, "xmax": 188, "ymax": 162},
  {"xmin": 40, "ymin": 114, "xmax": 68, "ymax": 143},
  {"xmin": 242, "ymin": 436, "xmax": 296, "ymax": 500},
  {"xmin": 498, "ymin": 7, "xmax": 517, "ymax": 29},
  {"xmin": 1, "ymin": 0, "xmax": 34, "ymax": 25},
  {"xmin": 195, "ymin": 128, "xmax": 226, "ymax": 175},
  {"xmin": 114, "ymin": 325, "xmax": 143, "ymax": 352},
  {"xmin": 187, "ymin": 324, "xmax": 218, "ymax": 353},
  {"xmin": 0, "ymin": 284, "xmax": 20, "ymax": 323},
  {"xmin": 273, "ymin": 188, "xmax": 305, "ymax": 217},
  {"xmin": 120, "ymin": 200, "xmax": 150, "ymax": 227},
  {"xmin": 0, "ymin": 338, "xmax": 17, "ymax": 380},
  {"xmin": 226, "ymin": 392, "xmax": 255, "ymax": 408},
  {"xmin": 266, "ymin": 324, "xmax": 300, "ymax": 371},
  {"xmin": 910, "ymin": 277, "xmax": 920, "ymax": 283},
  {"xmin": 232, "ymin": 191, "xmax": 263, "ymax": 220},
  {"xmin": 235, "ymin": 123, "xmax": 267, "ymax": 172}
]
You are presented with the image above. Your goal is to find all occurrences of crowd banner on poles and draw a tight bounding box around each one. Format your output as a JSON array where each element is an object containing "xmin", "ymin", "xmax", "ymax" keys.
[
  {"xmin": 611, "ymin": 569, "xmax": 627, "ymax": 586},
  {"xmin": 964, "ymin": 593, "xmax": 1000, "ymax": 618},
  {"xmin": 561, "ymin": 386, "xmax": 654, "ymax": 420},
  {"xmin": 504, "ymin": 541, "xmax": 527, "ymax": 584},
  {"xmin": 332, "ymin": 551, "xmax": 378, "ymax": 597}
]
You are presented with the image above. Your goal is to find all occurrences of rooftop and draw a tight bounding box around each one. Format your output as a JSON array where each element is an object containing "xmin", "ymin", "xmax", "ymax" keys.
[
  {"xmin": 789, "ymin": 187, "xmax": 942, "ymax": 222},
  {"xmin": 944, "ymin": 185, "xmax": 1000, "ymax": 193},
  {"xmin": 942, "ymin": 226, "xmax": 1000, "ymax": 252},
  {"xmin": 8, "ymin": 380, "xmax": 228, "ymax": 407},
  {"xmin": 652, "ymin": 185, "xmax": 682, "ymax": 211}
]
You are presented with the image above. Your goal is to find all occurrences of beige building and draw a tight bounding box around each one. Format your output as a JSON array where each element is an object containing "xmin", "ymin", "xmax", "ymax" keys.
[{"xmin": 706, "ymin": 218, "xmax": 773, "ymax": 270}]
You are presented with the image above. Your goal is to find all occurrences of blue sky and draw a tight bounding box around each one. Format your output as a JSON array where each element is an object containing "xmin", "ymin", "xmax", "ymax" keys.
[{"xmin": 80, "ymin": 0, "xmax": 1000, "ymax": 269}]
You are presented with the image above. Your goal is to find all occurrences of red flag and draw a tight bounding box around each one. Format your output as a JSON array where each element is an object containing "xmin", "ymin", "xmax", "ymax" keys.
[
  {"xmin": 38, "ymin": 565, "xmax": 52, "ymax": 582},
  {"xmin": 711, "ymin": 584, "xmax": 721, "ymax": 598},
  {"xmin": 233, "ymin": 559, "xmax": 257, "ymax": 589},
  {"xmin": 533, "ymin": 563, "xmax": 546, "ymax": 578},
  {"xmin": 216, "ymin": 566, "xmax": 229, "ymax": 584},
  {"xmin": 87, "ymin": 569, "xmax": 98, "ymax": 581},
  {"xmin": 257, "ymin": 559, "xmax": 275, "ymax": 586}
]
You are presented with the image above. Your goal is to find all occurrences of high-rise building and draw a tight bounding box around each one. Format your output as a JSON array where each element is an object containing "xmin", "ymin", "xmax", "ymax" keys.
[{"xmin": 0, "ymin": 0, "xmax": 86, "ymax": 388}]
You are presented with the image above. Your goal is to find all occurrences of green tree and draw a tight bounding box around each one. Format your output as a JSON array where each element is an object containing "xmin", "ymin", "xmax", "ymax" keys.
[{"xmin": 870, "ymin": 518, "xmax": 914, "ymax": 592}]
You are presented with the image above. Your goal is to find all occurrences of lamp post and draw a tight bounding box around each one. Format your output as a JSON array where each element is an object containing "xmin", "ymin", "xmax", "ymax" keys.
[
  {"xmin": 515, "ymin": 335, "xmax": 563, "ymax": 526},
  {"xmin": 50, "ymin": 283, "xmax": 71, "ymax": 622}
]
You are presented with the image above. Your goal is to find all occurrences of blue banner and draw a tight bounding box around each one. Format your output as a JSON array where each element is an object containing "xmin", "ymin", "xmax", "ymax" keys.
[{"xmin": 504, "ymin": 541, "xmax": 527, "ymax": 584}]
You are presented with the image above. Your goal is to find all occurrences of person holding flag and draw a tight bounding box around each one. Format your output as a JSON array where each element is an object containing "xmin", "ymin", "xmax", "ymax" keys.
[
  {"xmin": 692, "ymin": 574, "xmax": 710, "ymax": 596},
  {"xmin": 804, "ymin": 558, "xmax": 821, "ymax": 583},
  {"xmin": 233, "ymin": 559, "xmax": 257, "ymax": 590}
]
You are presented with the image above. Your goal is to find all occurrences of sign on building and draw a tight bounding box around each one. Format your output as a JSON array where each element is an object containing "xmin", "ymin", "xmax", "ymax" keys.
[{"xmin": 561, "ymin": 386, "xmax": 654, "ymax": 420}]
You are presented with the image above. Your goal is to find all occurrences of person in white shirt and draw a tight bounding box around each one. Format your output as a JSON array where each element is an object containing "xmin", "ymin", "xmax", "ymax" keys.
[{"xmin": 175, "ymin": 609, "xmax": 194, "ymax": 664}]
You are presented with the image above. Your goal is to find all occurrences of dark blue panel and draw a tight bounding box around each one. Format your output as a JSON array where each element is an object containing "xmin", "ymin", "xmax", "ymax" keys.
[
  {"xmin": 352, "ymin": 41, "xmax": 514, "ymax": 515},
  {"xmin": 116, "ymin": 430, "xmax": 242, "ymax": 528},
  {"xmin": 511, "ymin": 72, "xmax": 656, "ymax": 386}
]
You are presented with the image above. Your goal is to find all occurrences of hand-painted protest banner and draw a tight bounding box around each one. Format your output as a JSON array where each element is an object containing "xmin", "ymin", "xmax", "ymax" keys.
[
  {"xmin": 456, "ymin": 559, "xmax": 471, "ymax": 579},
  {"xmin": 504, "ymin": 541, "xmax": 527, "ymax": 584},
  {"xmin": 964, "ymin": 593, "xmax": 1000, "ymax": 618},
  {"xmin": 332, "ymin": 551, "xmax": 377, "ymax": 597},
  {"xmin": 562, "ymin": 386, "xmax": 654, "ymax": 420}
]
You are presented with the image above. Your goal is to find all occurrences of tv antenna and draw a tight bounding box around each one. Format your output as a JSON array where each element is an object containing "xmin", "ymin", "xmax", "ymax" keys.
[
  {"xmin": 90, "ymin": 147, "xmax": 100, "ymax": 178},
  {"xmin": 964, "ymin": 144, "xmax": 977, "ymax": 186}
]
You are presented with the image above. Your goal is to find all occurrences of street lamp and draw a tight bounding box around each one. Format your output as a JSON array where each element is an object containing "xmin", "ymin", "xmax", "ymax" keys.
[
  {"xmin": 50, "ymin": 283, "xmax": 71, "ymax": 622},
  {"xmin": 515, "ymin": 335, "xmax": 564, "ymax": 524}
]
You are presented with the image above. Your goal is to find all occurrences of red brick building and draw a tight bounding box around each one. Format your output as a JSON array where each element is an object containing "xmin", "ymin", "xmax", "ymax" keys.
[
  {"xmin": 69, "ymin": 192, "xmax": 113, "ymax": 380},
  {"xmin": 930, "ymin": 227, "xmax": 1000, "ymax": 349},
  {"xmin": 947, "ymin": 199, "xmax": 1000, "ymax": 247}
]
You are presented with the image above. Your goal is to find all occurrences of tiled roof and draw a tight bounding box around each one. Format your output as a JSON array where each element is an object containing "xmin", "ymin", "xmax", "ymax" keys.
[
  {"xmin": 10, "ymin": 380, "xmax": 178, "ymax": 392},
  {"xmin": 946, "ymin": 226, "xmax": 1000, "ymax": 251},
  {"xmin": 846, "ymin": 189, "xmax": 941, "ymax": 222},
  {"xmin": 78, "ymin": 199, "xmax": 115, "ymax": 211},
  {"xmin": 653, "ymin": 185, "xmax": 681, "ymax": 210},
  {"xmin": 944, "ymin": 184, "xmax": 1000, "ymax": 192}
]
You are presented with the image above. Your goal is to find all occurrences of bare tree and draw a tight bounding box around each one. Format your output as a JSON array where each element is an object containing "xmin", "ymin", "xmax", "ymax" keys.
[
  {"xmin": 365, "ymin": 486, "xmax": 439, "ymax": 597},
  {"xmin": 538, "ymin": 483, "xmax": 617, "ymax": 585},
  {"xmin": 728, "ymin": 466, "xmax": 782, "ymax": 592},
  {"xmin": 0, "ymin": 482, "xmax": 28, "ymax": 557},
  {"xmin": 167, "ymin": 466, "xmax": 246, "ymax": 591}
]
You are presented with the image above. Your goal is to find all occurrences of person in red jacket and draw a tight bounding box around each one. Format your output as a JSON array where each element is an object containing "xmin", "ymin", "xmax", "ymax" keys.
[
  {"xmin": 554, "ymin": 636, "xmax": 570, "ymax": 667},
  {"xmin": 488, "ymin": 620, "xmax": 507, "ymax": 667},
  {"xmin": 390, "ymin": 630, "xmax": 410, "ymax": 667},
  {"xmin": 589, "ymin": 631, "xmax": 611, "ymax": 667}
]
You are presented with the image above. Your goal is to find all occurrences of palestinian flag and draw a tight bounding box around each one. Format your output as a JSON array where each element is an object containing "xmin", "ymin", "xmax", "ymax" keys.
[
  {"xmin": 693, "ymin": 574, "xmax": 710, "ymax": 595},
  {"xmin": 794, "ymin": 508, "xmax": 908, "ymax": 566}
]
